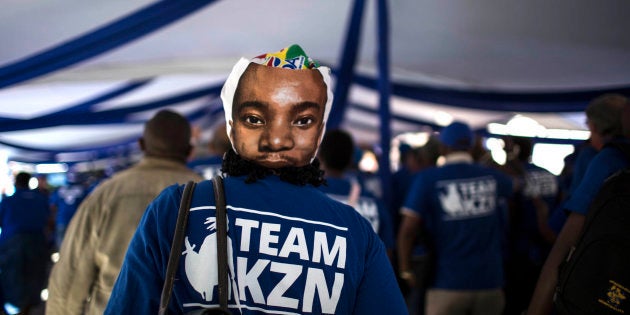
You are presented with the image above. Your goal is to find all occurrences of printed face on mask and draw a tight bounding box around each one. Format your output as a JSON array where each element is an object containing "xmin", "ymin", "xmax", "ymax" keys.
[{"xmin": 230, "ymin": 63, "xmax": 327, "ymax": 168}]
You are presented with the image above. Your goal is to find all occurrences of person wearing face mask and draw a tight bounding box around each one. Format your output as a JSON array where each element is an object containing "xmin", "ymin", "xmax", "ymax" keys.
[{"xmin": 105, "ymin": 45, "xmax": 407, "ymax": 315}]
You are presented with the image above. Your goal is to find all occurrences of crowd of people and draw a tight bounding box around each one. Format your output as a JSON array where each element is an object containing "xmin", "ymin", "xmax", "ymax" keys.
[{"xmin": 0, "ymin": 44, "xmax": 628, "ymax": 315}]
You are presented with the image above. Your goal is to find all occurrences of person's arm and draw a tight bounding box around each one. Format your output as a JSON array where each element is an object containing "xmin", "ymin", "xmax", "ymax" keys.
[
  {"xmin": 397, "ymin": 212, "xmax": 421, "ymax": 288},
  {"xmin": 526, "ymin": 212, "xmax": 585, "ymax": 315},
  {"xmin": 532, "ymin": 197, "xmax": 557, "ymax": 245},
  {"xmin": 48, "ymin": 202, "xmax": 57, "ymax": 232},
  {"xmin": 46, "ymin": 195, "xmax": 100, "ymax": 315}
]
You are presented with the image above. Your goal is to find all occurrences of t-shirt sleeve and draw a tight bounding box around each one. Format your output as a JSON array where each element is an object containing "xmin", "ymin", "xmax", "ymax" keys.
[
  {"xmin": 401, "ymin": 173, "xmax": 427, "ymax": 217},
  {"xmin": 569, "ymin": 145, "xmax": 598, "ymax": 194},
  {"xmin": 105, "ymin": 184, "xmax": 182, "ymax": 314},
  {"xmin": 564, "ymin": 148, "xmax": 629, "ymax": 215},
  {"xmin": 353, "ymin": 227, "xmax": 408, "ymax": 314}
]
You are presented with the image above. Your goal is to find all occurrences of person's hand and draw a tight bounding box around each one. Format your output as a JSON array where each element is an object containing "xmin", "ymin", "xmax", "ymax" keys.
[{"xmin": 399, "ymin": 270, "xmax": 416, "ymax": 288}]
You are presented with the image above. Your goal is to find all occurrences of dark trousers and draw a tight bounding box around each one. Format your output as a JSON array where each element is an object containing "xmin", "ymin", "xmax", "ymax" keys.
[{"xmin": 0, "ymin": 233, "xmax": 49, "ymax": 312}]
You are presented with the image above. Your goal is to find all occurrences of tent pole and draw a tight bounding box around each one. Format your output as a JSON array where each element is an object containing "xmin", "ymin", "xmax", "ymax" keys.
[
  {"xmin": 376, "ymin": 0, "xmax": 392, "ymax": 210},
  {"xmin": 329, "ymin": 0, "xmax": 366, "ymax": 129}
]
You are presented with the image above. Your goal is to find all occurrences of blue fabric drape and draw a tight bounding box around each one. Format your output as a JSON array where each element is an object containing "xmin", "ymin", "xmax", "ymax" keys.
[
  {"xmin": 349, "ymin": 103, "xmax": 441, "ymax": 128},
  {"xmin": 0, "ymin": 79, "xmax": 151, "ymax": 126},
  {"xmin": 0, "ymin": 79, "xmax": 151, "ymax": 125},
  {"xmin": 353, "ymin": 74, "xmax": 630, "ymax": 113},
  {"xmin": 0, "ymin": 0, "xmax": 218, "ymax": 89},
  {"xmin": 0, "ymin": 84, "xmax": 222, "ymax": 132},
  {"xmin": 1, "ymin": 101, "xmax": 224, "ymax": 162},
  {"xmin": 328, "ymin": 0, "xmax": 366, "ymax": 129},
  {"xmin": 53, "ymin": 79, "xmax": 153, "ymax": 115}
]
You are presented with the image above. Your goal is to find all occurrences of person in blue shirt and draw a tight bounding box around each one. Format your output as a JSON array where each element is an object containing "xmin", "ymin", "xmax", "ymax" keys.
[
  {"xmin": 106, "ymin": 44, "xmax": 407, "ymax": 315},
  {"xmin": 49, "ymin": 170, "xmax": 88, "ymax": 250},
  {"xmin": 390, "ymin": 137, "xmax": 440, "ymax": 315},
  {"xmin": 397, "ymin": 121, "xmax": 513, "ymax": 315},
  {"xmin": 317, "ymin": 128, "xmax": 395, "ymax": 257},
  {"xmin": 390, "ymin": 138, "xmax": 441, "ymax": 234},
  {"xmin": 547, "ymin": 140, "xmax": 598, "ymax": 235},
  {"xmin": 566, "ymin": 140, "xmax": 598, "ymax": 197},
  {"xmin": 0, "ymin": 172, "xmax": 51, "ymax": 315},
  {"xmin": 391, "ymin": 143, "xmax": 422, "ymax": 233},
  {"xmin": 500, "ymin": 136, "xmax": 559, "ymax": 315},
  {"xmin": 527, "ymin": 93, "xmax": 630, "ymax": 315}
]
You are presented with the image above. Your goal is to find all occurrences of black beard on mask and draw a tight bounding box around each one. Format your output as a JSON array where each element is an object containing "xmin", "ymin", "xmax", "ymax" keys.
[{"xmin": 221, "ymin": 148, "xmax": 325, "ymax": 186}]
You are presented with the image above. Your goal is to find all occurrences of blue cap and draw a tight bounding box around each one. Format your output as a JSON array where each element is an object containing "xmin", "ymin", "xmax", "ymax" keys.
[{"xmin": 439, "ymin": 122, "xmax": 473, "ymax": 150}]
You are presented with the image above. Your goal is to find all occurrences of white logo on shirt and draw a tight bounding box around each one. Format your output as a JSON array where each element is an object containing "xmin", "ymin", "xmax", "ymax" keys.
[
  {"xmin": 183, "ymin": 207, "xmax": 348, "ymax": 314},
  {"xmin": 183, "ymin": 217, "xmax": 236, "ymax": 302},
  {"xmin": 437, "ymin": 177, "xmax": 497, "ymax": 220},
  {"xmin": 523, "ymin": 170, "xmax": 558, "ymax": 198},
  {"xmin": 328, "ymin": 194, "xmax": 380, "ymax": 233}
]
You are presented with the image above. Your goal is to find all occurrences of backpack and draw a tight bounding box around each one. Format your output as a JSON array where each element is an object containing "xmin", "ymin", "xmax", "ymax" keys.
[{"xmin": 554, "ymin": 141, "xmax": 630, "ymax": 315}]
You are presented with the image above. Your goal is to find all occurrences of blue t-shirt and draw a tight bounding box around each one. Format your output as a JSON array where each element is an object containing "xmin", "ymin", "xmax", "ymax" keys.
[
  {"xmin": 346, "ymin": 170, "xmax": 383, "ymax": 200},
  {"xmin": 564, "ymin": 140, "xmax": 630, "ymax": 215},
  {"xmin": 318, "ymin": 177, "xmax": 395, "ymax": 250},
  {"xmin": 548, "ymin": 144, "xmax": 598, "ymax": 233},
  {"xmin": 391, "ymin": 167, "xmax": 415, "ymax": 221},
  {"xmin": 106, "ymin": 175, "xmax": 407, "ymax": 315},
  {"xmin": 511, "ymin": 163, "xmax": 559, "ymax": 265},
  {"xmin": 402, "ymin": 162, "xmax": 513, "ymax": 290},
  {"xmin": 0, "ymin": 188, "xmax": 50, "ymax": 245},
  {"xmin": 568, "ymin": 144, "xmax": 598, "ymax": 194},
  {"xmin": 50, "ymin": 184, "xmax": 87, "ymax": 226}
]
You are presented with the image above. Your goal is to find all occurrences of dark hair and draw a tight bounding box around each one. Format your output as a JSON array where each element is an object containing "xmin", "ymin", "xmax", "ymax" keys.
[
  {"xmin": 585, "ymin": 94, "xmax": 628, "ymax": 137},
  {"xmin": 512, "ymin": 136, "xmax": 533, "ymax": 162},
  {"xmin": 208, "ymin": 122, "xmax": 231, "ymax": 154},
  {"xmin": 418, "ymin": 135, "xmax": 441, "ymax": 166},
  {"xmin": 142, "ymin": 109, "xmax": 192, "ymax": 162},
  {"xmin": 318, "ymin": 129, "xmax": 354, "ymax": 172},
  {"xmin": 15, "ymin": 172, "xmax": 31, "ymax": 189}
]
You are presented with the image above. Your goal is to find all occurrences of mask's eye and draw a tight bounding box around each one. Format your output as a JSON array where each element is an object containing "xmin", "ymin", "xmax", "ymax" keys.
[
  {"xmin": 245, "ymin": 115, "xmax": 264, "ymax": 125},
  {"xmin": 294, "ymin": 116, "xmax": 314, "ymax": 127}
]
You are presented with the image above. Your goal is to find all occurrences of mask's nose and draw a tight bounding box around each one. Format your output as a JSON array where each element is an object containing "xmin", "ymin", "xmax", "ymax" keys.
[{"xmin": 260, "ymin": 122, "xmax": 294, "ymax": 152}]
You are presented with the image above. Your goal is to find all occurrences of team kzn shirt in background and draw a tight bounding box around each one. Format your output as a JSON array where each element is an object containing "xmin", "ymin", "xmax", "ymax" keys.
[{"xmin": 403, "ymin": 161, "xmax": 513, "ymax": 290}]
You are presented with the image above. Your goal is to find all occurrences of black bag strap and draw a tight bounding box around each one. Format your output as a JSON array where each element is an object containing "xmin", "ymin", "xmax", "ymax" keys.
[
  {"xmin": 159, "ymin": 180, "xmax": 197, "ymax": 315},
  {"xmin": 212, "ymin": 174, "xmax": 229, "ymax": 310}
]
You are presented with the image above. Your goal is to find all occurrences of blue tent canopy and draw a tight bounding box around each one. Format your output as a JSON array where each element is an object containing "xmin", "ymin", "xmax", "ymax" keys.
[{"xmin": 0, "ymin": 0, "xmax": 628, "ymax": 164}]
